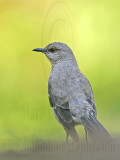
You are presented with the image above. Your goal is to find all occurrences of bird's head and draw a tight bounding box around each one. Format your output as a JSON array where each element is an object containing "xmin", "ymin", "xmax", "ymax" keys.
[{"xmin": 32, "ymin": 42, "xmax": 74, "ymax": 64}]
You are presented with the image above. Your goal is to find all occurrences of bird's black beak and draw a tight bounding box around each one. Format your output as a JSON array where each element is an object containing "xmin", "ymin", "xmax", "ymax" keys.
[{"xmin": 32, "ymin": 48, "xmax": 46, "ymax": 53}]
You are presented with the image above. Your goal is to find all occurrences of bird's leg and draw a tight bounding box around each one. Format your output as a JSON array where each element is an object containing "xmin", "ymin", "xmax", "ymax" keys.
[
  {"xmin": 84, "ymin": 128, "xmax": 88, "ymax": 143},
  {"xmin": 66, "ymin": 133, "xmax": 69, "ymax": 143}
]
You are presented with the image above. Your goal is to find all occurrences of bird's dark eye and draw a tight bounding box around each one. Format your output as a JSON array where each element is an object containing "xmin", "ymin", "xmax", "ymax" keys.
[{"xmin": 49, "ymin": 48, "xmax": 56, "ymax": 53}]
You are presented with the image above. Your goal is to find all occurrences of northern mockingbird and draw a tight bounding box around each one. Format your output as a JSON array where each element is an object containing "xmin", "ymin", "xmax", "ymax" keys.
[{"xmin": 33, "ymin": 42, "xmax": 111, "ymax": 142}]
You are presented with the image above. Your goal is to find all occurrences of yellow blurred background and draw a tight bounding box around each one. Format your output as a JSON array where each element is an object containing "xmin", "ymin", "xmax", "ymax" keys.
[{"xmin": 0, "ymin": 0, "xmax": 120, "ymax": 150}]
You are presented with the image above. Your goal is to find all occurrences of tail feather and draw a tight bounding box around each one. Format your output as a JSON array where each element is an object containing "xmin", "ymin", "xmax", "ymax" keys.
[
  {"xmin": 80, "ymin": 114, "xmax": 111, "ymax": 142},
  {"xmin": 67, "ymin": 128, "xmax": 79, "ymax": 142}
]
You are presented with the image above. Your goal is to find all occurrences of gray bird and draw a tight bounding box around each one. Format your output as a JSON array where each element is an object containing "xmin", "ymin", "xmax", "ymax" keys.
[{"xmin": 33, "ymin": 42, "xmax": 111, "ymax": 142}]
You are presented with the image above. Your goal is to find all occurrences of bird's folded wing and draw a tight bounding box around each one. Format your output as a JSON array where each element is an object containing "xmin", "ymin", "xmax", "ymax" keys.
[
  {"xmin": 48, "ymin": 92, "xmax": 73, "ymax": 123},
  {"xmin": 54, "ymin": 105, "xmax": 72, "ymax": 123}
]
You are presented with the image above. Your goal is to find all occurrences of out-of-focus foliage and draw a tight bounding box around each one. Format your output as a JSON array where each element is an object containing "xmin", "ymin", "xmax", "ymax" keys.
[{"xmin": 0, "ymin": 0, "xmax": 120, "ymax": 150}]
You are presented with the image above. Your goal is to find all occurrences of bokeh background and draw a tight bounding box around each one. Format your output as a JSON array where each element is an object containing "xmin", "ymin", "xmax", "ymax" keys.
[{"xmin": 0, "ymin": 0, "xmax": 120, "ymax": 150}]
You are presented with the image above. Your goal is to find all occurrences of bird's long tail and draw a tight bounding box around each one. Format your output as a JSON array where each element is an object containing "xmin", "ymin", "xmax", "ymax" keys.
[
  {"xmin": 69, "ymin": 128, "xmax": 79, "ymax": 142},
  {"xmin": 66, "ymin": 128, "xmax": 79, "ymax": 142},
  {"xmin": 80, "ymin": 113, "xmax": 111, "ymax": 142}
]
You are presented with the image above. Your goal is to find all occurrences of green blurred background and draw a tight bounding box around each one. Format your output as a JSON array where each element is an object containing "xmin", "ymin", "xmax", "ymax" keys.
[{"xmin": 0, "ymin": 0, "xmax": 120, "ymax": 150}]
